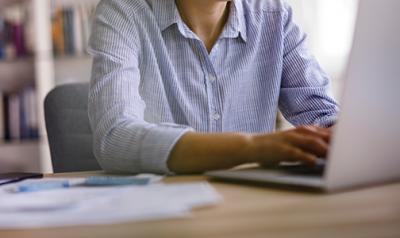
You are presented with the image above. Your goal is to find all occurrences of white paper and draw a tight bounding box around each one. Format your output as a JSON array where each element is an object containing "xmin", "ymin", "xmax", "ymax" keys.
[{"xmin": 0, "ymin": 177, "xmax": 222, "ymax": 229}]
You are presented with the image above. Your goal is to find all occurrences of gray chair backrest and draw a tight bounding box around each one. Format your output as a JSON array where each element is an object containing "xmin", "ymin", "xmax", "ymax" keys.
[{"xmin": 44, "ymin": 83, "xmax": 100, "ymax": 173}]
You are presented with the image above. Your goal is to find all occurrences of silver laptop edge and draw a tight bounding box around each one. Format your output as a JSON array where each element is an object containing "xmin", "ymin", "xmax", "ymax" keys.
[{"xmin": 206, "ymin": 0, "xmax": 400, "ymax": 192}]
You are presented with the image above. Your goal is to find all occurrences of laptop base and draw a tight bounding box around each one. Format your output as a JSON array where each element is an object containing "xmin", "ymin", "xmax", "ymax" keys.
[{"xmin": 206, "ymin": 167, "xmax": 326, "ymax": 192}]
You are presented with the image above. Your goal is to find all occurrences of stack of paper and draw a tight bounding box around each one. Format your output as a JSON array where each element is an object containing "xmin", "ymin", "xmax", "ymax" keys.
[{"xmin": 0, "ymin": 177, "xmax": 222, "ymax": 229}]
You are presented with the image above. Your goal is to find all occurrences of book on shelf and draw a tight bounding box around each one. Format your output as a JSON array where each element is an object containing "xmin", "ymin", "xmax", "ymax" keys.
[
  {"xmin": 0, "ymin": 92, "xmax": 4, "ymax": 140},
  {"xmin": 0, "ymin": 4, "xmax": 33, "ymax": 60},
  {"xmin": 1, "ymin": 87, "xmax": 39, "ymax": 142},
  {"xmin": 51, "ymin": 1, "xmax": 98, "ymax": 57}
]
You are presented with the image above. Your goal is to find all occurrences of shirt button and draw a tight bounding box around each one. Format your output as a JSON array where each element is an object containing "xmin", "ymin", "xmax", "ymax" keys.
[
  {"xmin": 212, "ymin": 113, "xmax": 221, "ymax": 121},
  {"xmin": 208, "ymin": 75, "xmax": 217, "ymax": 83}
]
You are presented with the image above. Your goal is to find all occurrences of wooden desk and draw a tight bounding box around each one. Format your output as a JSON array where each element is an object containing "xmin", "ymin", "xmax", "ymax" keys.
[{"xmin": 1, "ymin": 171, "xmax": 400, "ymax": 238}]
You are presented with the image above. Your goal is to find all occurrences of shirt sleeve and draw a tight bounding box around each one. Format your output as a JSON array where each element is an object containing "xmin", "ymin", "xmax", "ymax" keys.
[
  {"xmin": 278, "ymin": 2, "xmax": 339, "ymax": 128},
  {"xmin": 87, "ymin": 1, "xmax": 192, "ymax": 174}
]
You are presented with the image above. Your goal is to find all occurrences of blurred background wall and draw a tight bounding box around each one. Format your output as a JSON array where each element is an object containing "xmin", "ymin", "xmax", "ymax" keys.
[{"xmin": 0, "ymin": 0, "xmax": 359, "ymax": 173}]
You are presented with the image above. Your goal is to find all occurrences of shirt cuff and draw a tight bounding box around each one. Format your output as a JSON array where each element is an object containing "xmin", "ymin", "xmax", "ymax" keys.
[
  {"xmin": 139, "ymin": 124, "xmax": 194, "ymax": 175},
  {"xmin": 314, "ymin": 114, "xmax": 339, "ymax": 128}
]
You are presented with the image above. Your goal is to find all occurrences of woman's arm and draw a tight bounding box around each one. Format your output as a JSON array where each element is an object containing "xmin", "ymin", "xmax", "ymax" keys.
[
  {"xmin": 168, "ymin": 126, "xmax": 331, "ymax": 174},
  {"xmin": 278, "ymin": 3, "xmax": 339, "ymax": 127},
  {"xmin": 88, "ymin": 1, "xmax": 193, "ymax": 174}
]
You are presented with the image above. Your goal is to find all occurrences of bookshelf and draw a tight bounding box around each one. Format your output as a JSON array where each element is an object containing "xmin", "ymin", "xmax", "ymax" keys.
[
  {"xmin": 0, "ymin": 0, "xmax": 29, "ymax": 8},
  {"xmin": 0, "ymin": 0, "xmax": 54, "ymax": 173},
  {"xmin": 0, "ymin": 1, "xmax": 34, "ymax": 172},
  {"xmin": 54, "ymin": 55, "xmax": 92, "ymax": 85},
  {"xmin": 0, "ymin": 141, "xmax": 40, "ymax": 172},
  {"xmin": 0, "ymin": 0, "xmax": 99, "ymax": 173},
  {"xmin": 0, "ymin": 58, "xmax": 34, "ymax": 92},
  {"xmin": 51, "ymin": 0, "xmax": 98, "ymax": 86}
]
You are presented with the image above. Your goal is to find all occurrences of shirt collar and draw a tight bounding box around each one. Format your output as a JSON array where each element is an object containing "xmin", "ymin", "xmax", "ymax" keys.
[
  {"xmin": 152, "ymin": 0, "xmax": 196, "ymax": 39},
  {"xmin": 222, "ymin": 0, "xmax": 247, "ymax": 42},
  {"xmin": 153, "ymin": 0, "xmax": 247, "ymax": 42},
  {"xmin": 153, "ymin": 0, "xmax": 179, "ymax": 31}
]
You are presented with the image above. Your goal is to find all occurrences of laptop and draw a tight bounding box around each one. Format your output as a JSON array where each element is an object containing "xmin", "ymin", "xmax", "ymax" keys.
[{"xmin": 206, "ymin": 0, "xmax": 400, "ymax": 192}]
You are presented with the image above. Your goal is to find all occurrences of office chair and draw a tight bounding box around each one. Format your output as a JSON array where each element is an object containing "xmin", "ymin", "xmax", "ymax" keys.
[{"xmin": 44, "ymin": 83, "xmax": 101, "ymax": 173}]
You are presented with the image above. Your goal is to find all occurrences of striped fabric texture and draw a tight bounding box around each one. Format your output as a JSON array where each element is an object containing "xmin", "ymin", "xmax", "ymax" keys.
[{"xmin": 88, "ymin": 0, "xmax": 339, "ymax": 174}]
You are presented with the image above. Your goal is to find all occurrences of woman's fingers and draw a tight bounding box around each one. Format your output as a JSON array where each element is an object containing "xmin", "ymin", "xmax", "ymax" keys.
[
  {"xmin": 259, "ymin": 142, "xmax": 318, "ymax": 167},
  {"xmin": 274, "ymin": 142, "xmax": 318, "ymax": 165},
  {"xmin": 284, "ymin": 132, "xmax": 329, "ymax": 158},
  {"xmin": 295, "ymin": 126, "xmax": 332, "ymax": 144},
  {"xmin": 255, "ymin": 126, "xmax": 332, "ymax": 167}
]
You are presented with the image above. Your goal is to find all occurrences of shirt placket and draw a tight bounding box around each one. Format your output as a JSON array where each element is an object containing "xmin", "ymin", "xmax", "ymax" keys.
[{"xmin": 195, "ymin": 40, "xmax": 223, "ymax": 132}]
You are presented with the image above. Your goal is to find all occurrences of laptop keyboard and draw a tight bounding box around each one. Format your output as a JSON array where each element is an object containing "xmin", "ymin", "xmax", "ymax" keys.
[{"xmin": 277, "ymin": 159, "xmax": 326, "ymax": 176}]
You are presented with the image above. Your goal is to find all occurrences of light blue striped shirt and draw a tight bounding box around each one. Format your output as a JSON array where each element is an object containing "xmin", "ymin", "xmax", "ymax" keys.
[{"xmin": 88, "ymin": 0, "xmax": 339, "ymax": 174}]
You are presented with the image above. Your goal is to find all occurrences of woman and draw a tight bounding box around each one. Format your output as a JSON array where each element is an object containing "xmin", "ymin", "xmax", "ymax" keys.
[{"xmin": 88, "ymin": 0, "xmax": 339, "ymax": 174}]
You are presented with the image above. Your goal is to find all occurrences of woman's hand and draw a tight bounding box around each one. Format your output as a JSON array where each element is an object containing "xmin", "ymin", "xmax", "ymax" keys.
[{"xmin": 243, "ymin": 126, "xmax": 331, "ymax": 167}]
